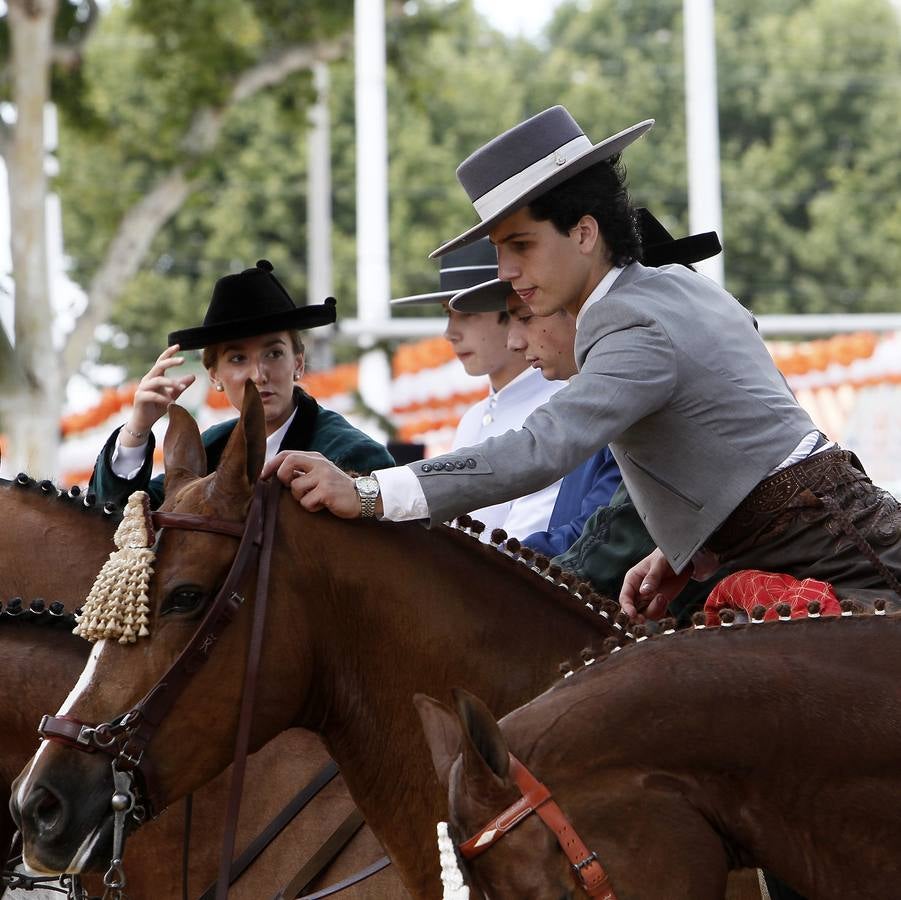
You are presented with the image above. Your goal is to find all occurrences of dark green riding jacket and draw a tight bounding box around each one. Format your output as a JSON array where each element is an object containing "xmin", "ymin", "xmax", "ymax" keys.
[{"xmin": 88, "ymin": 387, "xmax": 395, "ymax": 510}]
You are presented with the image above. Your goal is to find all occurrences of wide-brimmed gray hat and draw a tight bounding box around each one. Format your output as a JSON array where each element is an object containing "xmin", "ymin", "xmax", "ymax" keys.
[
  {"xmin": 449, "ymin": 209, "xmax": 722, "ymax": 313},
  {"xmin": 430, "ymin": 106, "xmax": 654, "ymax": 259},
  {"xmin": 390, "ymin": 237, "xmax": 499, "ymax": 306}
]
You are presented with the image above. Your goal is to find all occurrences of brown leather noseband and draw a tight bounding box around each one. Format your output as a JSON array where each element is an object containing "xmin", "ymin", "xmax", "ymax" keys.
[
  {"xmin": 458, "ymin": 754, "xmax": 617, "ymax": 899},
  {"xmin": 38, "ymin": 476, "xmax": 282, "ymax": 816}
]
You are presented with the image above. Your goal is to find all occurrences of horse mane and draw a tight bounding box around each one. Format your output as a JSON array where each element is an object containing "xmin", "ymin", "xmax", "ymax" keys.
[
  {"xmin": 0, "ymin": 474, "xmax": 116, "ymax": 632},
  {"xmin": 0, "ymin": 597, "xmax": 79, "ymax": 630},
  {"xmin": 551, "ymin": 594, "xmax": 890, "ymax": 683},
  {"xmin": 0, "ymin": 473, "xmax": 123, "ymax": 523},
  {"xmin": 439, "ymin": 515, "xmax": 629, "ymax": 639}
]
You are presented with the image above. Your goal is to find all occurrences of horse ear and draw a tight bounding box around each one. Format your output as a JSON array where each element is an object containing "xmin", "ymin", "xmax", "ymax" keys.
[
  {"xmin": 164, "ymin": 404, "xmax": 207, "ymax": 496},
  {"xmin": 414, "ymin": 694, "xmax": 464, "ymax": 791},
  {"xmin": 216, "ymin": 381, "xmax": 267, "ymax": 490},
  {"xmin": 453, "ymin": 688, "xmax": 510, "ymax": 783}
]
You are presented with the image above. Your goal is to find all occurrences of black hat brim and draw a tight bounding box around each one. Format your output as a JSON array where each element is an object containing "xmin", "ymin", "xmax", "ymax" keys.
[
  {"xmin": 450, "ymin": 232, "xmax": 722, "ymax": 313},
  {"xmin": 168, "ymin": 302, "xmax": 336, "ymax": 351},
  {"xmin": 644, "ymin": 231, "xmax": 721, "ymax": 269}
]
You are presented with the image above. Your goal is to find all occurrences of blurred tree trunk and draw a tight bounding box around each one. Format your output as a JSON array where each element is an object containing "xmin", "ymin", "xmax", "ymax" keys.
[
  {"xmin": 0, "ymin": 0, "xmax": 349, "ymax": 479},
  {"xmin": 1, "ymin": 0, "xmax": 60, "ymax": 477}
]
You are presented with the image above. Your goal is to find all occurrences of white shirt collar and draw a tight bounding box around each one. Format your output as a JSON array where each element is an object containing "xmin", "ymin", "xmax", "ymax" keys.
[
  {"xmin": 265, "ymin": 404, "xmax": 298, "ymax": 462},
  {"xmin": 574, "ymin": 265, "xmax": 625, "ymax": 330},
  {"xmin": 488, "ymin": 365, "xmax": 538, "ymax": 400}
]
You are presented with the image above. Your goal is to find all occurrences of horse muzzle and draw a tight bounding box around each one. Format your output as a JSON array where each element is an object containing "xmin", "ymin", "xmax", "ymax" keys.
[{"xmin": 11, "ymin": 753, "xmax": 117, "ymax": 874}]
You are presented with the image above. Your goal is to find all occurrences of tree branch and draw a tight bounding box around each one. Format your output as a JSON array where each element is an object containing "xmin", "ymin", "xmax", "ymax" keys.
[
  {"xmin": 62, "ymin": 167, "xmax": 194, "ymax": 376},
  {"xmin": 51, "ymin": 0, "xmax": 100, "ymax": 70},
  {"xmin": 63, "ymin": 32, "xmax": 353, "ymax": 379},
  {"xmin": 182, "ymin": 34, "xmax": 351, "ymax": 156}
]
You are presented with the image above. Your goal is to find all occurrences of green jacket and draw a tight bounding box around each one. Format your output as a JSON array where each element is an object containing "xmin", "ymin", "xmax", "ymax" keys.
[
  {"xmin": 553, "ymin": 483, "xmax": 718, "ymax": 625},
  {"xmin": 88, "ymin": 387, "xmax": 395, "ymax": 509}
]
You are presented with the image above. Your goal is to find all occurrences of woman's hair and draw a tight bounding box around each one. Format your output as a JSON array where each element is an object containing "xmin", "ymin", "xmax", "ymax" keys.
[
  {"xmin": 527, "ymin": 155, "xmax": 642, "ymax": 268},
  {"xmin": 201, "ymin": 330, "xmax": 305, "ymax": 370}
]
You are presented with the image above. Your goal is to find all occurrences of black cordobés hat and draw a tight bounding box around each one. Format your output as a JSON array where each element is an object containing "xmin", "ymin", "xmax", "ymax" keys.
[{"xmin": 168, "ymin": 260, "xmax": 337, "ymax": 351}]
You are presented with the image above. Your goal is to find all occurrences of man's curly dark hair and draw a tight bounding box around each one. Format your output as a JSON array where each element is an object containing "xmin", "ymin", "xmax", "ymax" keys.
[{"xmin": 527, "ymin": 155, "xmax": 642, "ymax": 268}]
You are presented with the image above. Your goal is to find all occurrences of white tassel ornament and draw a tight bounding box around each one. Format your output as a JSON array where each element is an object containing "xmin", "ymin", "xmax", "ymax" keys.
[
  {"xmin": 437, "ymin": 822, "xmax": 469, "ymax": 900},
  {"xmin": 74, "ymin": 491, "xmax": 156, "ymax": 645}
]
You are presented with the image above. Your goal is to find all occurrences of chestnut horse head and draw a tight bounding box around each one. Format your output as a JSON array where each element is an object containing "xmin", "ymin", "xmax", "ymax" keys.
[
  {"xmin": 0, "ymin": 463, "xmax": 399, "ymax": 896},
  {"xmin": 13, "ymin": 385, "xmax": 621, "ymax": 896},
  {"xmin": 10, "ymin": 385, "xmax": 276, "ymax": 874},
  {"xmin": 0, "ymin": 473, "xmax": 117, "ymax": 872},
  {"xmin": 419, "ymin": 611, "xmax": 901, "ymax": 900}
]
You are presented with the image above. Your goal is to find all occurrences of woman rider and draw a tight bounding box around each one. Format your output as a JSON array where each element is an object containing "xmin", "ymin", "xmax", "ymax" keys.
[{"xmin": 89, "ymin": 259, "xmax": 394, "ymax": 508}]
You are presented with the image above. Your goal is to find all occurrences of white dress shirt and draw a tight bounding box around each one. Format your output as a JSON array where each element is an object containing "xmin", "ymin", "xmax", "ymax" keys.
[
  {"xmin": 375, "ymin": 270, "xmax": 628, "ymax": 524},
  {"xmin": 449, "ymin": 366, "xmax": 564, "ymax": 538}
]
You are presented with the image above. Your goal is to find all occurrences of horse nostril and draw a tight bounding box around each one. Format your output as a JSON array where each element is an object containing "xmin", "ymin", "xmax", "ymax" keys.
[{"xmin": 22, "ymin": 785, "xmax": 68, "ymax": 840}]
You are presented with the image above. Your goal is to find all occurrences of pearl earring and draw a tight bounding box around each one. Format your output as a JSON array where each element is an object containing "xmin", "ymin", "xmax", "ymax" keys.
[{"xmin": 215, "ymin": 383, "xmax": 224, "ymax": 392}]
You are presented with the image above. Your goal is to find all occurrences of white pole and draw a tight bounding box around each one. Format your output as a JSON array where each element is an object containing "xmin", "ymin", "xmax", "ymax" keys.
[
  {"xmin": 306, "ymin": 61, "xmax": 335, "ymax": 371},
  {"xmin": 683, "ymin": 0, "xmax": 725, "ymax": 286},
  {"xmin": 354, "ymin": 0, "xmax": 392, "ymax": 427}
]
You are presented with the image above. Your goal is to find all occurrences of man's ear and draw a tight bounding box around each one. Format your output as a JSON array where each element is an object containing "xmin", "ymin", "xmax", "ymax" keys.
[
  {"xmin": 414, "ymin": 694, "xmax": 464, "ymax": 791},
  {"xmin": 574, "ymin": 213, "xmax": 601, "ymax": 256}
]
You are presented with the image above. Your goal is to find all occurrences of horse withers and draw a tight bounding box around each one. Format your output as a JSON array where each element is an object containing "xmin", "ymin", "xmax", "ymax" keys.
[{"xmin": 418, "ymin": 609, "xmax": 901, "ymax": 899}]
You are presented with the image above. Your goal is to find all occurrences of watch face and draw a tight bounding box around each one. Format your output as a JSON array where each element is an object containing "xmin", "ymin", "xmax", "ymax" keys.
[{"xmin": 357, "ymin": 476, "xmax": 379, "ymax": 496}]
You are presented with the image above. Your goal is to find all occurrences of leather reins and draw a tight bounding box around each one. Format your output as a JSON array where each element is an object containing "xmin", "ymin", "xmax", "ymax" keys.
[{"xmin": 458, "ymin": 754, "xmax": 617, "ymax": 899}]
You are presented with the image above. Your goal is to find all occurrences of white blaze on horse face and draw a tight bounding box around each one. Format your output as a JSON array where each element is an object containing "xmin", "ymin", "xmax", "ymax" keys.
[
  {"xmin": 15, "ymin": 640, "xmax": 108, "ymax": 814},
  {"xmin": 65, "ymin": 823, "xmax": 104, "ymax": 874},
  {"xmin": 59, "ymin": 638, "xmax": 107, "ymax": 715}
]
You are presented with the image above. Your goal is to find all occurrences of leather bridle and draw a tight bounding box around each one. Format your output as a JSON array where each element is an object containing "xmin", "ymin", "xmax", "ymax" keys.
[
  {"xmin": 38, "ymin": 477, "xmax": 282, "ymax": 898},
  {"xmin": 458, "ymin": 754, "xmax": 617, "ymax": 899}
]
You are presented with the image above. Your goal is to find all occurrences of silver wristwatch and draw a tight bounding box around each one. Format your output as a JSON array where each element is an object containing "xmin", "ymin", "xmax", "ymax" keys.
[{"xmin": 354, "ymin": 475, "xmax": 381, "ymax": 518}]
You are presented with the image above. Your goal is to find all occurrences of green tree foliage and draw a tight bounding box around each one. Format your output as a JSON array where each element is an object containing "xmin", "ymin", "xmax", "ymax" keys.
[{"xmin": 56, "ymin": 0, "xmax": 901, "ymax": 381}]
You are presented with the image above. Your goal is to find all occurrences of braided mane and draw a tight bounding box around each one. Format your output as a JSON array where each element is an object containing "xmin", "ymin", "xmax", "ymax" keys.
[
  {"xmin": 551, "ymin": 594, "xmax": 893, "ymax": 684},
  {"xmin": 0, "ymin": 597, "xmax": 79, "ymax": 630},
  {"xmin": 441, "ymin": 515, "xmax": 627, "ymax": 638},
  {"xmin": 0, "ymin": 474, "xmax": 119, "ymax": 632},
  {"xmin": 0, "ymin": 473, "xmax": 124, "ymax": 523}
]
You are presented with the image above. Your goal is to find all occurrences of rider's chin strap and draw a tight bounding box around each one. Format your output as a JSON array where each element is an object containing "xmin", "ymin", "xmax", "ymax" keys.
[{"xmin": 458, "ymin": 754, "xmax": 617, "ymax": 900}]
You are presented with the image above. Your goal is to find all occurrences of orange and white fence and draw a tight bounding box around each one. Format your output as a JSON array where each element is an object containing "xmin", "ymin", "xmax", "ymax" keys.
[{"xmin": 33, "ymin": 330, "xmax": 901, "ymax": 495}]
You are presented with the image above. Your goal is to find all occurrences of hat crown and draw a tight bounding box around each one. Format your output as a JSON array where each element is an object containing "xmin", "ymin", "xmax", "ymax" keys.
[
  {"xmin": 204, "ymin": 261, "xmax": 295, "ymax": 327},
  {"xmin": 436, "ymin": 236, "xmax": 498, "ymax": 292},
  {"xmin": 456, "ymin": 106, "xmax": 584, "ymax": 202}
]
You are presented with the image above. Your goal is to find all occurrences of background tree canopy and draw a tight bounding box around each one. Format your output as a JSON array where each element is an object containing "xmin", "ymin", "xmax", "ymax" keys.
[{"xmin": 52, "ymin": 0, "xmax": 901, "ymax": 379}]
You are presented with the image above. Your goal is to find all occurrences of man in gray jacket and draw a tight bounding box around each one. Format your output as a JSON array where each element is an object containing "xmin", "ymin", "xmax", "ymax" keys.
[{"xmin": 266, "ymin": 105, "xmax": 901, "ymax": 619}]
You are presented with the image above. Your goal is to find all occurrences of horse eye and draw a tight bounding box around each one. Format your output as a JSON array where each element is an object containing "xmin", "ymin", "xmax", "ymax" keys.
[{"xmin": 162, "ymin": 586, "xmax": 206, "ymax": 616}]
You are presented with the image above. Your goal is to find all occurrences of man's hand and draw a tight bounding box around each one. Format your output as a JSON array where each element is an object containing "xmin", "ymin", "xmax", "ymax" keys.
[
  {"xmin": 619, "ymin": 548, "xmax": 690, "ymax": 621},
  {"xmin": 261, "ymin": 451, "xmax": 365, "ymax": 518}
]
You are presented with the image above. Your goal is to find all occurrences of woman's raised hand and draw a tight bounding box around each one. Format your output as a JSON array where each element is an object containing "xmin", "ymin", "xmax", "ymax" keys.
[{"xmin": 121, "ymin": 345, "xmax": 196, "ymax": 447}]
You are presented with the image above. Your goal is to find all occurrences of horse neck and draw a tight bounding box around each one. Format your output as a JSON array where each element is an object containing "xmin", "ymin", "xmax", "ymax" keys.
[
  {"xmin": 0, "ymin": 482, "xmax": 115, "ymax": 600},
  {"xmin": 504, "ymin": 616, "xmax": 901, "ymax": 897},
  {"xmin": 279, "ymin": 511, "xmax": 610, "ymax": 897},
  {"xmin": 0, "ymin": 624, "xmax": 88, "ymax": 786}
]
